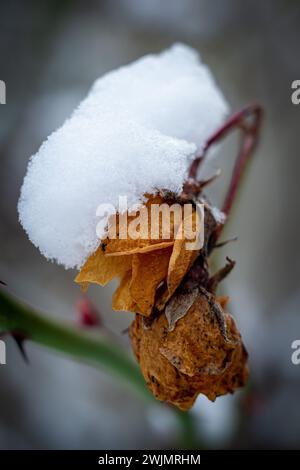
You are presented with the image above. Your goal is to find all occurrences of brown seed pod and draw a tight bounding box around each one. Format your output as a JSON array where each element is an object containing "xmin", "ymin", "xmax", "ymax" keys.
[{"xmin": 129, "ymin": 288, "xmax": 249, "ymax": 410}]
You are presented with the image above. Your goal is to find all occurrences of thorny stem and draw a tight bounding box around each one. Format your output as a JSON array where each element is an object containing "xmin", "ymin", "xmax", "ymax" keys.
[
  {"xmin": 220, "ymin": 104, "xmax": 263, "ymax": 218},
  {"xmin": 181, "ymin": 104, "xmax": 263, "ymax": 294},
  {"xmin": 0, "ymin": 288, "xmax": 198, "ymax": 446},
  {"xmin": 187, "ymin": 103, "xmax": 263, "ymax": 238},
  {"xmin": 0, "ymin": 288, "xmax": 149, "ymax": 398}
]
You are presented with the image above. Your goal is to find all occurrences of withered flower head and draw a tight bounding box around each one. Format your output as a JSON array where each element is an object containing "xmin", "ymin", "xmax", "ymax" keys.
[{"xmin": 75, "ymin": 104, "xmax": 262, "ymax": 410}]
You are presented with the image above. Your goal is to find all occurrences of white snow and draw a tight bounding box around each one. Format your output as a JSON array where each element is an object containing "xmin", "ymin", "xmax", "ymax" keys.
[{"xmin": 18, "ymin": 44, "xmax": 229, "ymax": 269}]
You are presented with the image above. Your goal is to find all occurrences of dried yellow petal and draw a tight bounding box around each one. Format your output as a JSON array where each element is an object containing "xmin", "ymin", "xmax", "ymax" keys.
[
  {"xmin": 156, "ymin": 208, "xmax": 202, "ymax": 310},
  {"xmin": 103, "ymin": 194, "xmax": 176, "ymax": 256},
  {"xmin": 105, "ymin": 240, "xmax": 174, "ymax": 256},
  {"xmin": 112, "ymin": 271, "xmax": 139, "ymax": 312},
  {"xmin": 130, "ymin": 247, "xmax": 172, "ymax": 316},
  {"xmin": 75, "ymin": 245, "xmax": 132, "ymax": 287},
  {"xmin": 168, "ymin": 208, "xmax": 202, "ymax": 291}
]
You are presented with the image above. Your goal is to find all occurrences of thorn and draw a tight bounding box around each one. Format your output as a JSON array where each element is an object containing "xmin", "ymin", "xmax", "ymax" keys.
[
  {"xmin": 0, "ymin": 280, "xmax": 7, "ymax": 286},
  {"xmin": 11, "ymin": 331, "xmax": 29, "ymax": 363},
  {"xmin": 181, "ymin": 169, "xmax": 222, "ymax": 201},
  {"xmin": 214, "ymin": 236, "xmax": 238, "ymax": 248},
  {"xmin": 207, "ymin": 257, "xmax": 236, "ymax": 293},
  {"xmin": 198, "ymin": 168, "xmax": 222, "ymax": 190},
  {"xmin": 121, "ymin": 327, "xmax": 130, "ymax": 335}
]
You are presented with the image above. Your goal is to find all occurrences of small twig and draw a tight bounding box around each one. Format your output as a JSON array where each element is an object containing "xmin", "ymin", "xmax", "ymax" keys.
[
  {"xmin": 207, "ymin": 257, "xmax": 236, "ymax": 293},
  {"xmin": 214, "ymin": 236, "xmax": 238, "ymax": 248}
]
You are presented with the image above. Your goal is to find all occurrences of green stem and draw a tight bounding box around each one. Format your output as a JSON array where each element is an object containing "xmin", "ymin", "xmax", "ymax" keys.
[
  {"xmin": 0, "ymin": 288, "xmax": 198, "ymax": 447},
  {"xmin": 0, "ymin": 288, "xmax": 151, "ymax": 402}
]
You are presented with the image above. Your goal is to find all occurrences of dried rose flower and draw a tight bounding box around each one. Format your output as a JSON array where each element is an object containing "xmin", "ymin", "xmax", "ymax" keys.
[{"xmin": 75, "ymin": 104, "xmax": 262, "ymax": 410}]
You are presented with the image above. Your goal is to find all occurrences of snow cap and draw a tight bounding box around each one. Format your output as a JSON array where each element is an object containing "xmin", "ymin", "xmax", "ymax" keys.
[{"xmin": 18, "ymin": 44, "xmax": 228, "ymax": 268}]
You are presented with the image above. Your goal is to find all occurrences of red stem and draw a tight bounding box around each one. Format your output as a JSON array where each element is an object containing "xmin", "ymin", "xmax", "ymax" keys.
[
  {"xmin": 220, "ymin": 104, "xmax": 263, "ymax": 216},
  {"xmin": 188, "ymin": 103, "xmax": 263, "ymax": 235}
]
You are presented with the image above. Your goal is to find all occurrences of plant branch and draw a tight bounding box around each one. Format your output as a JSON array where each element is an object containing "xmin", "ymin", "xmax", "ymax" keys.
[
  {"xmin": 221, "ymin": 104, "xmax": 263, "ymax": 218},
  {"xmin": 0, "ymin": 288, "xmax": 151, "ymax": 402},
  {"xmin": 0, "ymin": 288, "xmax": 198, "ymax": 446}
]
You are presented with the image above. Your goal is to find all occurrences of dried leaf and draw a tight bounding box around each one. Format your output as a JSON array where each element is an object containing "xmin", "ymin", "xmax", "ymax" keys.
[{"xmin": 165, "ymin": 288, "xmax": 198, "ymax": 331}]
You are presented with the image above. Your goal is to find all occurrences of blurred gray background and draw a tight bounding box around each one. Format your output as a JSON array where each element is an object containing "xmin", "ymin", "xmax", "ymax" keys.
[{"xmin": 0, "ymin": 0, "xmax": 300, "ymax": 449}]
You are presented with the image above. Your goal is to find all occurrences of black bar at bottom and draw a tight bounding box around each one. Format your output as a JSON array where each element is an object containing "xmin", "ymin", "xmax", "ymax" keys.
[{"xmin": 0, "ymin": 450, "xmax": 297, "ymax": 467}]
